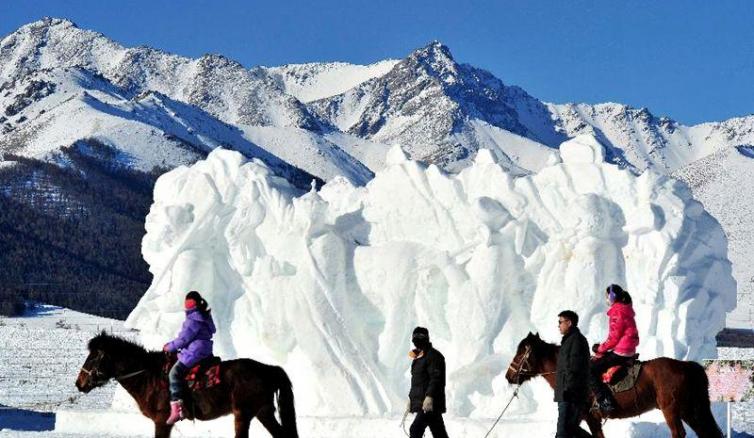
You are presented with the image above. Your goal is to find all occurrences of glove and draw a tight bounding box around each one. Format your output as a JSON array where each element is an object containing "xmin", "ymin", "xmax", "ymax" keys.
[
  {"xmin": 592, "ymin": 343, "xmax": 600, "ymax": 354},
  {"xmin": 422, "ymin": 396, "xmax": 434, "ymax": 413}
]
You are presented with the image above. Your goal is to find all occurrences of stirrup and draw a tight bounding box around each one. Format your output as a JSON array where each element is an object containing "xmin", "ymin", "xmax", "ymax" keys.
[{"xmin": 598, "ymin": 397, "xmax": 616, "ymax": 415}]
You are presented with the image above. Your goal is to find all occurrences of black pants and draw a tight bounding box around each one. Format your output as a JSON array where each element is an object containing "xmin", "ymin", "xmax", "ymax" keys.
[
  {"xmin": 168, "ymin": 361, "xmax": 189, "ymax": 401},
  {"xmin": 556, "ymin": 401, "xmax": 590, "ymax": 438},
  {"xmin": 409, "ymin": 411, "xmax": 449, "ymax": 438},
  {"xmin": 589, "ymin": 351, "xmax": 631, "ymax": 399}
]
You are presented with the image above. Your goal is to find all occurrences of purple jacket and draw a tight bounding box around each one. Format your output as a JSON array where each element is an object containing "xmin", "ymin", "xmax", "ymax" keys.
[{"xmin": 166, "ymin": 309, "xmax": 216, "ymax": 367}]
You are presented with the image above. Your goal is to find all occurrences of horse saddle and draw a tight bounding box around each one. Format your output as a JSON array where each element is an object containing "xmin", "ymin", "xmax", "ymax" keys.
[
  {"xmin": 163, "ymin": 354, "xmax": 222, "ymax": 391},
  {"xmin": 185, "ymin": 356, "xmax": 222, "ymax": 391},
  {"xmin": 602, "ymin": 354, "xmax": 642, "ymax": 393}
]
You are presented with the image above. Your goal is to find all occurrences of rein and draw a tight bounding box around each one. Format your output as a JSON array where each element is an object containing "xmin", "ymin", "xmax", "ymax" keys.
[
  {"xmin": 80, "ymin": 349, "xmax": 147, "ymax": 386},
  {"xmin": 506, "ymin": 346, "xmax": 556, "ymax": 381},
  {"xmin": 80, "ymin": 366, "xmax": 146, "ymax": 384},
  {"xmin": 482, "ymin": 344, "xmax": 555, "ymax": 438},
  {"xmin": 116, "ymin": 369, "xmax": 147, "ymax": 381}
]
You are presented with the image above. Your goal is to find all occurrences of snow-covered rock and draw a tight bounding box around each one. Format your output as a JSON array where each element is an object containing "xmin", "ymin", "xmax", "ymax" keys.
[
  {"xmin": 125, "ymin": 136, "xmax": 735, "ymax": 418},
  {"xmin": 265, "ymin": 60, "xmax": 399, "ymax": 103}
]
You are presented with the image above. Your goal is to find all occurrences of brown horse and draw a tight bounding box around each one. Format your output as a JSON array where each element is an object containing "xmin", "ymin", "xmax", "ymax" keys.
[
  {"xmin": 75, "ymin": 333, "xmax": 298, "ymax": 438},
  {"xmin": 505, "ymin": 332, "xmax": 722, "ymax": 438}
]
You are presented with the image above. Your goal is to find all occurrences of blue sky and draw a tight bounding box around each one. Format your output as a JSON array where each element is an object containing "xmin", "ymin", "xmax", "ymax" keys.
[{"xmin": 2, "ymin": 1, "xmax": 752, "ymax": 124}]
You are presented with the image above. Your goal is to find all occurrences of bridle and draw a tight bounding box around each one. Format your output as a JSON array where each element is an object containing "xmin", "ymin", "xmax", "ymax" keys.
[
  {"xmin": 507, "ymin": 345, "xmax": 555, "ymax": 383},
  {"xmin": 507, "ymin": 345, "xmax": 534, "ymax": 383},
  {"xmin": 80, "ymin": 350, "xmax": 146, "ymax": 387}
]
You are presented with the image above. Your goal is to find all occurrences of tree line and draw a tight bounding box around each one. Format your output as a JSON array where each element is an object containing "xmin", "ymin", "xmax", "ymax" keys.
[{"xmin": 0, "ymin": 139, "xmax": 162, "ymax": 318}]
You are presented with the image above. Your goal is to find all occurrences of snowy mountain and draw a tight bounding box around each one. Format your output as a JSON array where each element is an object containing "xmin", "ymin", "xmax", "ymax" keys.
[
  {"xmin": 4, "ymin": 18, "xmax": 753, "ymax": 179},
  {"xmin": 308, "ymin": 42, "xmax": 560, "ymax": 172},
  {"xmin": 0, "ymin": 18, "xmax": 321, "ymax": 130},
  {"xmin": 308, "ymin": 40, "xmax": 754, "ymax": 176},
  {"xmin": 547, "ymin": 103, "xmax": 754, "ymax": 173},
  {"xmin": 673, "ymin": 146, "xmax": 754, "ymax": 328},
  {"xmin": 0, "ymin": 18, "xmax": 374, "ymax": 184},
  {"xmin": 2, "ymin": 17, "xmax": 753, "ymax": 326}
]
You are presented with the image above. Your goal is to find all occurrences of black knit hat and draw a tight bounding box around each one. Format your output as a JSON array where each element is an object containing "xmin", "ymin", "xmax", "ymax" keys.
[{"xmin": 412, "ymin": 326, "xmax": 429, "ymax": 341}]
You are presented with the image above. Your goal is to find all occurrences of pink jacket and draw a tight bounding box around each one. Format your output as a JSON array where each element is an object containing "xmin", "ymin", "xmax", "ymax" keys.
[{"xmin": 598, "ymin": 302, "xmax": 640, "ymax": 356}]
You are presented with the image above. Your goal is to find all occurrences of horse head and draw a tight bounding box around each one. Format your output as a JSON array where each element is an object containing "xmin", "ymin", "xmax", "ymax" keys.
[
  {"xmin": 76, "ymin": 332, "xmax": 124, "ymax": 393},
  {"xmin": 505, "ymin": 332, "xmax": 545, "ymax": 384},
  {"xmin": 76, "ymin": 349, "xmax": 112, "ymax": 392}
]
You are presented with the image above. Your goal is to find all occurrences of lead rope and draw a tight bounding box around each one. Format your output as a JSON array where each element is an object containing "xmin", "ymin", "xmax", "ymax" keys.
[
  {"xmin": 481, "ymin": 384, "xmax": 521, "ymax": 438},
  {"xmin": 401, "ymin": 410, "xmax": 410, "ymax": 437},
  {"xmin": 481, "ymin": 346, "xmax": 555, "ymax": 438}
]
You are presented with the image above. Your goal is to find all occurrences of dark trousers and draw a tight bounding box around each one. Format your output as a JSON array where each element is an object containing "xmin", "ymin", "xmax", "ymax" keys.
[
  {"xmin": 409, "ymin": 411, "xmax": 450, "ymax": 438},
  {"xmin": 589, "ymin": 351, "xmax": 631, "ymax": 399},
  {"xmin": 168, "ymin": 361, "xmax": 189, "ymax": 401},
  {"xmin": 556, "ymin": 401, "xmax": 589, "ymax": 438}
]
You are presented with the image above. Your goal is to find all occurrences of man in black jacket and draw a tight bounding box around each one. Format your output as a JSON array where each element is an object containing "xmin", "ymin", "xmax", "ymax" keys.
[
  {"xmin": 554, "ymin": 310, "xmax": 591, "ymax": 438},
  {"xmin": 407, "ymin": 326, "xmax": 450, "ymax": 438}
]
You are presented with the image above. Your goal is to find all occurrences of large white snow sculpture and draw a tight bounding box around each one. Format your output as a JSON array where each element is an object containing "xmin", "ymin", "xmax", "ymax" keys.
[{"xmin": 125, "ymin": 134, "xmax": 736, "ymax": 418}]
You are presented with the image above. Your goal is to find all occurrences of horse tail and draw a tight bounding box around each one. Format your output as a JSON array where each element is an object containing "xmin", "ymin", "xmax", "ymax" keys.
[
  {"xmin": 685, "ymin": 361, "xmax": 723, "ymax": 438},
  {"xmin": 271, "ymin": 366, "xmax": 298, "ymax": 438}
]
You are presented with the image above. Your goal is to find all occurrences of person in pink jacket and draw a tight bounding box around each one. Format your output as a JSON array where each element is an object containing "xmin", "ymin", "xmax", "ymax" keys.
[{"xmin": 589, "ymin": 284, "xmax": 640, "ymax": 415}]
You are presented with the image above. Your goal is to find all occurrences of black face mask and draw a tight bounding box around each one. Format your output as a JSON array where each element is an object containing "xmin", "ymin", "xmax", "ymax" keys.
[{"xmin": 412, "ymin": 338, "xmax": 429, "ymax": 351}]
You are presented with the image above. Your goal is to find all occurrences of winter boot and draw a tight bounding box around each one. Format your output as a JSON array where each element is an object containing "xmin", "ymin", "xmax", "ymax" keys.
[
  {"xmin": 597, "ymin": 392, "xmax": 617, "ymax": 415},
  {"xmin": 166, "ymin": 400, "xmax": 184, "ymax": 425}
]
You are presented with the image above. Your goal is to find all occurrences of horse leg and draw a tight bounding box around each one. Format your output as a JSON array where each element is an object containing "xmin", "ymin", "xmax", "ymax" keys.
[
  {"xmin": 154, "ymin": 422, "xmax": 173, "ymax": 438},
  {"xmin": 682, "ymin": 407, "xmax": 723, "ymax": 438},
  {"xmin": 233, "ymin": 409, "xmax": 254, "ymax": 438},
  {"xmin": 257, "ymin": 404, "xmax": 285, "ymax": 438},
  {"xmin": 585, "ymin": 414, "xmax": 604, "ymax": 438},
  {"xmin": 660, "ymin": 406, "xmax": 687, "ymax": 438}
]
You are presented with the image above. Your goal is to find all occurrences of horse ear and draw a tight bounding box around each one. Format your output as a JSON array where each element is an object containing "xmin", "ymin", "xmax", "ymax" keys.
[{"xmin": 535, "ymin": 332, "xmax": 540, "ymax": 339}]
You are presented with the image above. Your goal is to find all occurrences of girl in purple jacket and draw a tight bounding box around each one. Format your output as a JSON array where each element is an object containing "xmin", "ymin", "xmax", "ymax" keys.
[{"xmin": 162, "ymin": 290, "xmax": 216, "ymax": 424}]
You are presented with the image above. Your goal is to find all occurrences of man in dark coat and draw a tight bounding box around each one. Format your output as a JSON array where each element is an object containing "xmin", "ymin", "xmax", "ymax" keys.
[
  {"xmin": 554, "ymin": 310, "xmax": 591, "ymax": 438},
  {"xmin": 407, "ymin": 326, "xmax": 450, "ymax": 438}
]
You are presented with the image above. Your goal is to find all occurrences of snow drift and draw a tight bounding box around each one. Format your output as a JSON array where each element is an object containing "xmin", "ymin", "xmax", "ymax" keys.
[{"xmin": 125, "ymin": 134, "xmax": 736, "ymax": 418}]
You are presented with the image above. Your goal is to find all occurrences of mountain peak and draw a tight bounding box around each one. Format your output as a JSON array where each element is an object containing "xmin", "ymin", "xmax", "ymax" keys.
[
  {"xmin": 410, "ymin": 41, "xmax": 455, "ymax": 64},
  {"xmin": 404, "ymin": 41, "xmax": 459, "ymax": 84},
  {"xmin": 19, "ymin": 17, "xmax": 78, "ymax": 33}
]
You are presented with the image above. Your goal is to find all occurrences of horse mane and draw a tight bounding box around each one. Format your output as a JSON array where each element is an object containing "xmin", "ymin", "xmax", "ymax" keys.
[
  {"xmin": 522, "ymin": 332, "xmax": 560, "ymax": 361},
  {"xmin": 88, "ymin": 332, "xmax": 164, "ymax": 370}
]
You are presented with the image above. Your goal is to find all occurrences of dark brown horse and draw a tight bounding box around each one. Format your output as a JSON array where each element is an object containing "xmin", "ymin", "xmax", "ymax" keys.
[
  {"xmin": 75, "ymin": 333, "xmax": 298, "ymax": 438},
  {"xmin": 505, "ymin": 333, "xmax": 722, "ymax": 438}
]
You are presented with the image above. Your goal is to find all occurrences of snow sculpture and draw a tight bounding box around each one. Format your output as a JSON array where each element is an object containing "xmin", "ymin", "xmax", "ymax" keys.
[{"xmin": 126, "ymin": 135, "xmax": 735, "ymax": 418}]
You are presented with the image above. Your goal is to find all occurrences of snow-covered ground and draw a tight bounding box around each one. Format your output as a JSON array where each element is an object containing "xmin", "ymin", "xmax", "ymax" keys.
[
  {"xmin": 0, "ymin": 305, "xmax": 136, "ymax": 436},
  {"xmin": 0, "ymin": 305, "xmax": 751, "ymax": 437}
]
